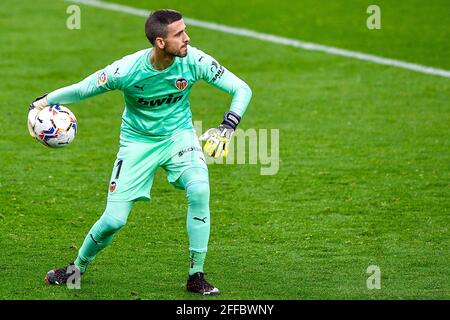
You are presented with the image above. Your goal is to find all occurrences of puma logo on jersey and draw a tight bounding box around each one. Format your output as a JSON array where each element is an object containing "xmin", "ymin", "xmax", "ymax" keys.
[
  {"xmin": 134, "ymin": 84, "xmax": 145, "ymax": 91},
  {"xmin": 137, "ymin": 94, "xmax": 184, "ymax": 107}
]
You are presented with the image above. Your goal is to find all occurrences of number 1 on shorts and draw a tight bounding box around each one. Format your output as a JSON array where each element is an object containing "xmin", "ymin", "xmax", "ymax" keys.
[{"xmin": 115, "ymin": 160, "xmax": 123, "ymax": 180}]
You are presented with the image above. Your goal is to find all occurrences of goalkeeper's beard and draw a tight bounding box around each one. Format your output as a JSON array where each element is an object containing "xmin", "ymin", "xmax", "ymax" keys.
[{"xmin": 164, "ymin": 44, "xmax": 188, "ymax": 58}]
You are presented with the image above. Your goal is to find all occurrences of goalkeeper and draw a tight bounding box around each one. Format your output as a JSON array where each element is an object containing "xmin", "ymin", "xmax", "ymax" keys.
[{"xmin": 28, "ymin": 9, "xmax": 251, "ymax": 296}]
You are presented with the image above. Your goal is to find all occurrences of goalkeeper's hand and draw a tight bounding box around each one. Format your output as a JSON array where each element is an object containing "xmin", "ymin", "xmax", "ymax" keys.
[
  {"xmin": 199, "ymin": 111, "xmax": 241, "ymax": 158},
  {"xmin": 27, "ymin": 94, "xmax": 49, "ymax": 138}
]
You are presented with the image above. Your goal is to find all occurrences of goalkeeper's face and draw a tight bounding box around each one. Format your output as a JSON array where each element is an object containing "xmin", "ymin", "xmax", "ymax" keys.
[{"xmin": 163, "ymin": 19, "xmax": 190, "ymax": 57}]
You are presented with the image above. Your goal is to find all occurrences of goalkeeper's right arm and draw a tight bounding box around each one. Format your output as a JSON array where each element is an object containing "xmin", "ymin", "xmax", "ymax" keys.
[
  {"xmin": 27, "ymin": 66, "xmax": 120, "ymax": 137},
  {"xmin": 47, "ymin": 67, "xmax": 118, "ymax": 105}
]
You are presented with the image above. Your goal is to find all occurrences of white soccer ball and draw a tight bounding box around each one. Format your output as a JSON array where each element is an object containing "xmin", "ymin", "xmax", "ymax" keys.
[{"xmin": 33, "ymin": 105, "xmax": 78, "ymax": 148}]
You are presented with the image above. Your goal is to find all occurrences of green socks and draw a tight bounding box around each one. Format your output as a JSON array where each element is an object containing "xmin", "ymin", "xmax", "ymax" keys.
[
  {"xmin": 180, "ymin": 168, "xmax": 211, "ymax": 276},
  {"xmin": 74, "ymin": 201, "xmax": 133, "ymax": 274},
  {"xmin": 189, "ymin": 251, "xmax": 206, "ymax": 275},
  {"xmin": 74, "ymin": 256, "xmax": 89, "ymax": 274}
]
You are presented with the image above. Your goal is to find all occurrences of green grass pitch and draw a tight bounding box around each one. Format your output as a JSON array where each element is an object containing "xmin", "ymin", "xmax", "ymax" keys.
[{"xmin": 0, "ymin": 0, "xmax": 449, "ymax": 299}]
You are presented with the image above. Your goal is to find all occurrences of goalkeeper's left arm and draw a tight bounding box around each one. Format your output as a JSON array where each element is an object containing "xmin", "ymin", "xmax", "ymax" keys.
[{"xmin": 194, "ymin": 48, "xmax": 252, "ymax": 158}]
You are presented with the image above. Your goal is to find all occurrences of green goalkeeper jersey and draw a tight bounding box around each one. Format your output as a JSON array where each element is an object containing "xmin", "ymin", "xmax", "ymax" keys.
[{"xmin": 47, "ymin": 46, "xmax": 252, "ymax": 138}]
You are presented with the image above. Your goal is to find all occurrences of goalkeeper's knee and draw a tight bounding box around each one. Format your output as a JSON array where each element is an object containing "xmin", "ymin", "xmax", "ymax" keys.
[
  {"xmin": 92, "ymin": 201, "xmax": 133, "ymax": 238},
  {"xmin": 180, "ymin": 168, "xmax": 210, "ymax": 208},
  {"xmin": 187, "ymin": 180, "xmax": 209, "ymax": 208},
  {"xmin": 96, "ymin": 214, "xmax": 126, "ymax": 237}
]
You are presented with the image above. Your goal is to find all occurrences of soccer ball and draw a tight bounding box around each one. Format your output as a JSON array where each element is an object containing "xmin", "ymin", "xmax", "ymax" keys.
[{"xmin": 33, "ymin": 105, "xmax": 77, "ymax": 148}]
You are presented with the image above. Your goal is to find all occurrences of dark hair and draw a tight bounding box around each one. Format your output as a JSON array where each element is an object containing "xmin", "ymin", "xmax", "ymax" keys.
[{"xmin": 145, "ymin": 9, "xmax": 183, "ymax": 45}]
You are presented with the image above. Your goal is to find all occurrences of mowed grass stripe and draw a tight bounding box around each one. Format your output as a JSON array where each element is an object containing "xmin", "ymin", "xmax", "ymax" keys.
[{"xmin": 68, "ymin": 0, "xmax": 450, "ymax": 78}]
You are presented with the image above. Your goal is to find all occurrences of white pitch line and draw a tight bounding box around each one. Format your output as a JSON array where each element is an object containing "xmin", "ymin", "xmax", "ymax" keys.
[{"xmin": 67, "ymin": 0, "xmax": 450, "ymax": 78}]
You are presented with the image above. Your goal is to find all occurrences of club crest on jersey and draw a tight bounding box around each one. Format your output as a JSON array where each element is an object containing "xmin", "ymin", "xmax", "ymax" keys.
[
  {"xmin": 97, "ymin": 71, "xmax": 108, "ymax": 87},
  {"xmin": 109, "ymin": 181, "xmax": 117, "ymax": 193},
  {"xmin": 175, "ymin": 78, "xmax": 188, "ymax": 90}
]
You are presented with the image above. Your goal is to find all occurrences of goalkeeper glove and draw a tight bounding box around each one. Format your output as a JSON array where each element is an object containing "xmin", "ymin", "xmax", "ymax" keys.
[
  {"xmin": 199, "ymin": 111, "xmax": 241, "ymax": 158},
  {"xmin": 27, "ymin": 94, "xmax": 49, "ymax": 138}
]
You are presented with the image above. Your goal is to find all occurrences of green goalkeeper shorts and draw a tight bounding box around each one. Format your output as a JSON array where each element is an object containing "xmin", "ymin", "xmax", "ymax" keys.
[{"xmin": 107, "ymin": 128, "xmax": 207, "ymax": 202}]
